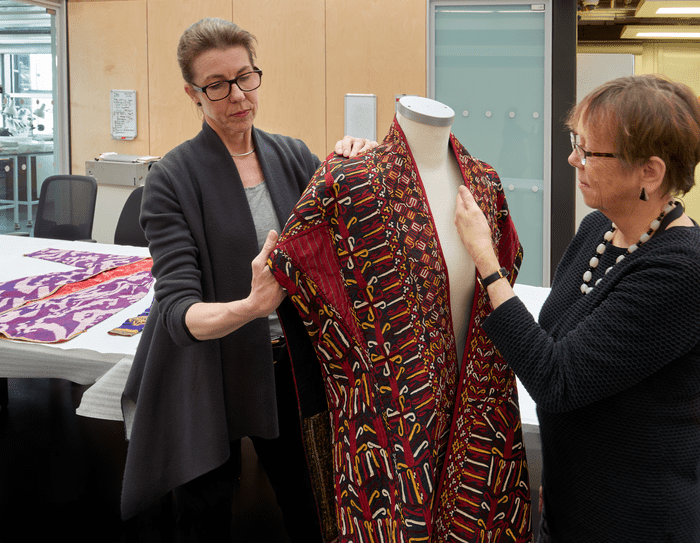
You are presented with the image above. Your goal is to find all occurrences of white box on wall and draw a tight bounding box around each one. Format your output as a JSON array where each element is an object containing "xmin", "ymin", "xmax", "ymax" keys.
[
  {"xmin": 344, "ymin": 94, "xmax": 377, "ymax": 142},
  {"xmin": 85, "ymin": 160, "xmax": 150, "ymax": 187}
]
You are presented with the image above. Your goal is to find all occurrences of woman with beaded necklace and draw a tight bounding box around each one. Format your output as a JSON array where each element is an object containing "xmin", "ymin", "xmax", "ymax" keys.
[{"xmin": 454, "ymin": 74, "xmax": 700, "ymax": 543}]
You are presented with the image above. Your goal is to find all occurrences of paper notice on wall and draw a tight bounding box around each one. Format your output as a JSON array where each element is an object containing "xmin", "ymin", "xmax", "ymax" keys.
[{"xmin": 110, "ymin": 90, "xmax": 137, "ymax": 140}]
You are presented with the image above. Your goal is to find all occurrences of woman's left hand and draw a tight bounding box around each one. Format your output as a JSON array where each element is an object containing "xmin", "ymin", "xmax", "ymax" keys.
[
  {"xmin": 334, "ymin": 135, "xmax": 378, "ymax": 158},
  {"xmin": 455, "ymin": 186, "xmax": 515, "ymax": 308},
  {"xmin": 454, "ymin": 185, "xmax": 498, "ymax": 271}
]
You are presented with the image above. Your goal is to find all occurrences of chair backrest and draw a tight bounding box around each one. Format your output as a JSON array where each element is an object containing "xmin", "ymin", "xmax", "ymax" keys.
[
  {"xmin": 114, "ymin": 185, "xmax": 148, "ymax": 247},
  {"xmin": 34, "ymin": 175, "xmax": 98, "ymax": 240}
]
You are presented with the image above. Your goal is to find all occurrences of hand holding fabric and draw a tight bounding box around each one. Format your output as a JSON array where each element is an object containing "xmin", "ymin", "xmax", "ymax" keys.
[
  {"xmin": 454, "ymin": 185, "xmax": 497, "ymax": 271},
  {"xmin": 334, "ymin": 135, "xmax": 378, "ymax": 158},
  {"xmin": 455, "ymin": 185, "xmax": 515, "ymax": 309},
  {"xmin": 184, "ymin": 230, "xmax": 285, "ymax": 341},
  {"xmin": 247, "ymin": 229, "xmax": 286, "ymax": 318}
]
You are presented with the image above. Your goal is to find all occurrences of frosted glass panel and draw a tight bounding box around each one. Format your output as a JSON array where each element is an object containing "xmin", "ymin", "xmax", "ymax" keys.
[{"xmin": 435, "ymin": 5, "xmax": 545, "ymax": 286}]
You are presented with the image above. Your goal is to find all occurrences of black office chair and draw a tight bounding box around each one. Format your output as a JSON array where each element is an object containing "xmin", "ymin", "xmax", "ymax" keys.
[
  {"xmin": 114, "ymin": 185, "xmax": 148, "ymax": 247},
  {"xmin": 33, "ymin": 175, "xmax": 97, "ymax": 241}
]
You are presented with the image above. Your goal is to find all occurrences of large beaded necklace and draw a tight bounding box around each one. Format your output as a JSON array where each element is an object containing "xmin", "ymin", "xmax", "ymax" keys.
[{"xmin": 580, "ymin": 199, "xmax": 676, "ymax": 295}]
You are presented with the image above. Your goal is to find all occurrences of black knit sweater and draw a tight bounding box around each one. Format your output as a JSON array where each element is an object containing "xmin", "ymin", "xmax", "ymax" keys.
[{"xmin": 483, "ymin": 210, "xmax": 700, "ymax": 542}]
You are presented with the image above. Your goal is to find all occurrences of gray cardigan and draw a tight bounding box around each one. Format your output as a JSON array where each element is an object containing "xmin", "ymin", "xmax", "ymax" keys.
[{"xmin": 120, "ymin": 122, "xmax": 322, "ymax": 520}]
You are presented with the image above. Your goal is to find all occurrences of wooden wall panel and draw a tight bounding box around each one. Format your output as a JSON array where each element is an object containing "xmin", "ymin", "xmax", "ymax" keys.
[
  {"xmin": 146, "ymin": 0, "xmax": 232, "ymax": 158},
  {"xmin": 67, "ymin": 0, "xmax": 149, "ymax": 173},
  {"xmin": 325, "ymin": 0, "xmax": 426, "ymax": 151},
  {"xmin": 68, "ymin": 0, "xmax": 428, "ymax": 176},
  {"xmin": 232, "ymin": 0, "xmax": 326, "ymax": 159}
]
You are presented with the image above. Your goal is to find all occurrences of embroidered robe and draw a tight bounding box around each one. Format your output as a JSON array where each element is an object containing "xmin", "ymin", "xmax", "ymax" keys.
[{"xmin": 269, "ymin": 117, "xmax": 531, "ymax": 542}]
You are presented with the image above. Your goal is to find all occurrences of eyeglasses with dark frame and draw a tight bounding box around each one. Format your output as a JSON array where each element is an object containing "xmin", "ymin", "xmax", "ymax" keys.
[
  {"xmin": 570, "ymin": 132, "xmax": 616, "ymax": 165},
  {"xmin": 191, "ymin": 69, "xmax": 263, "ymax": 101}
]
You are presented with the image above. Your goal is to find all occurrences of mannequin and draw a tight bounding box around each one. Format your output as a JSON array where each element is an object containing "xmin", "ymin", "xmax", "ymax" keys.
[
  {"xmin": 396, "ymin": 96, "xmax": 475, "ymax": 364},
  {"xmin": 268, "ymin": 109, "xmax": 529, "ymax": 543}
]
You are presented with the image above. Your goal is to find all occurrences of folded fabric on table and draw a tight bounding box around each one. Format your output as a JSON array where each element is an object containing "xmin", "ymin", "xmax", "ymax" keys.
[
  {"xmin": 108, "ymin": 304, "xmax": 151, "ymax": 337},
  {"xmin": 0, "ymin": 248, "xmax": 153, "ymax": 343}
]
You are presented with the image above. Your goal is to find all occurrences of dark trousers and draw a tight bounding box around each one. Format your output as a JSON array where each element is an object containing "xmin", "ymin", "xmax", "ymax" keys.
[
  {"xmin": 537, "ymin": 505, "xmax": 553, "ymax": 543},
  {"xmin": 172, "ymin": 348, "xmax": 323, "ymax": 543}
]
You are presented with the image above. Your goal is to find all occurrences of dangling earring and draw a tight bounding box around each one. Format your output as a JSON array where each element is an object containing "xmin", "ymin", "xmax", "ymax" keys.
[
  {"xmin": 639, "ymin": 187, "xmax": 649, "ymax": 201},
  {"xmin": 197, "ymin": 102, "xmax": 202, "ymax": 106}
]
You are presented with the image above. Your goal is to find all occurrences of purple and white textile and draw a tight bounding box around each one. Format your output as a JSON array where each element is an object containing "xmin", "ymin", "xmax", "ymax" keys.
[{"xmin": 0, "ymin": 248, "xmax": 152, "ymax": 343}]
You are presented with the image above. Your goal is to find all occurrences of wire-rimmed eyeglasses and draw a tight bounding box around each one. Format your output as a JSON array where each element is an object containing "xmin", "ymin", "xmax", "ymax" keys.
[
  {"xmin": 570, "ymin": 132, "xmax": 616, "ymax": 165},
  {"xmin": 191, "ymin": 69, "xmax": 263, "ymax": 101}
]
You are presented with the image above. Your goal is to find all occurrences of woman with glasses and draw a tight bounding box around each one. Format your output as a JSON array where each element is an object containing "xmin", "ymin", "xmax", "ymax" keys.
[
  {"xmin": 455, "ymin": 74, "xmax": 700, "ymax": 542},
  {"xmin": 120, "ymin": 17, "xmax": 374, "ymax": 542}
]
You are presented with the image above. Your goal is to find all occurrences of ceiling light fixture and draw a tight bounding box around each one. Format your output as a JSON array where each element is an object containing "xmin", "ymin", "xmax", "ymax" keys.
[
  {"xmin": 636, "ymin": 1, "xmax": 700, "ymax": 18},
  {"xmin": 657, "ymin": 7, "xmax": 700, "ymax": 14},
  {"xmin": 621, "ymin": 24, "xmax": 700, "ymax": 38}
]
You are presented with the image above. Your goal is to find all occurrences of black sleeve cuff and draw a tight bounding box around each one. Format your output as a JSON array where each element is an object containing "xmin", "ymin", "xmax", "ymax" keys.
[{"xmin": 182, "ymin": 301, "xmax": 203, "ymax": 343}]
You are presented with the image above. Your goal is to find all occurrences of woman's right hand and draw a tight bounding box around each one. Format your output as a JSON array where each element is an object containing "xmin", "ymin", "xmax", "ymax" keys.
[
  {"xmin": 184, "ymin": 230, "xmax": 285, "ymax": 341},
  {"xmin": 245, "ymin": 230, "xmax": 286, "ymax": 319}
]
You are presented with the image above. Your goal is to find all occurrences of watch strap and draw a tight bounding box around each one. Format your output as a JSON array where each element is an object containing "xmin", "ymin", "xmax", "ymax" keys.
[{"xmin": 478, "ymin": 267, "xmax": 508, "ymax": 289}]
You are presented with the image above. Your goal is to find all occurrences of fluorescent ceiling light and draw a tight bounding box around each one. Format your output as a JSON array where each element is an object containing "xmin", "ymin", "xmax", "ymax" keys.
[
  {"xmin": 637, "ymin": 31, "xmax": 700, "ymax": 37},
  {"xmin": 636, "ymin": 1, "xmax": 700, "ymax": 18},
  {"xmin": 621, "ymin": 24, "xmax": 700, "ymax": 38},
  {"xmin": 657, "ymin": 8, "xmax": 700, "ymax": 14}
]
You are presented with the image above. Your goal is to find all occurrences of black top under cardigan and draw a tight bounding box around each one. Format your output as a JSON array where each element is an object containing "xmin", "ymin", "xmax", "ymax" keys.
[
  {"xmin": 120, "ymin": 123, "xmax": 323, "ymax": 520},
  {"xmin": 483, "ymin": 210, "xmax": 700, "ymax": 542}
]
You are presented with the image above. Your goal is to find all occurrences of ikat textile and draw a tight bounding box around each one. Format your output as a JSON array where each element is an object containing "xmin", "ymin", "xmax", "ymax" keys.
[
  {"xmin": 269, "ymin": 117, "xmax": 531, "ymax": 542},
  {"xmin": 0, "ymin": 248, "xmax": 153, "ymax": 343}
]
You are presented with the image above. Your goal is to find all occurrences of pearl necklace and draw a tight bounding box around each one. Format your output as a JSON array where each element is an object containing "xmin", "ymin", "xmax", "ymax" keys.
[
  {"xmin": 230, "ymin": 148, "xmax": 255, "ymax": 157},
  {"xmin": 580, "ymin": 200, "xmax": 676, "ymax": 295}
]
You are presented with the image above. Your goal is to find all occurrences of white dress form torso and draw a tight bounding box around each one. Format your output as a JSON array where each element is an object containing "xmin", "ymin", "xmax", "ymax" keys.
[{"xmin": 397, "ymin": 96, "xmax": 475, "ymax": 364}]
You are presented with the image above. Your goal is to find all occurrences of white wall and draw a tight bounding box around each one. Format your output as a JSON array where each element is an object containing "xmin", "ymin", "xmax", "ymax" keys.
[
  {"xmin": 575, "ymin": 53, "xmax": 635, "ymax": 228},
  {"xmin": 92, "ymin": 184, "xmax": 136, "ymax": 244}
]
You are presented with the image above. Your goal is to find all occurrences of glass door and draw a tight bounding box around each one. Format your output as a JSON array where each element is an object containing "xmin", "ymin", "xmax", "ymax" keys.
[
  {"xmin": 0, "ymin": 0, "xmax": 66, "ymax": 234},
  {"xmin": 430, "ymin": 1, "xmax": 550, "ymax": 286}
]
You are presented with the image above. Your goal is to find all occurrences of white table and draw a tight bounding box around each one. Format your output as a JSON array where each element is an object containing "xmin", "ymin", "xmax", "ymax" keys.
[
  {"xmin": 512, "ymin": 283, "xmax": 550, "ymax": 426},
  {"xmin": 0, "ymin": 234, "xmax": 151, "ymax": 419}
]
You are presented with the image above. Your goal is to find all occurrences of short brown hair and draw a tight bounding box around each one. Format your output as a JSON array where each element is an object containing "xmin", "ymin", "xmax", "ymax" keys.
[
  {"xmin": 567, "ymin": 74, "xmax": 700, "ymax": 196},
  {"xmin": 177, "ymin": 18, "xmax": 257, "ymax": 85}
]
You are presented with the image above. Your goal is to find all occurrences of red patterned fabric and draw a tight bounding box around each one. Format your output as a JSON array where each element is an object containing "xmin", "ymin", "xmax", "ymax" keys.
[
  {"xmin": 269, "ymin": 117, "xmax": 530, "ymax": 542},
  {"xmin": 46, "ymin": 259, "xmax": 152, "ymax": 300}
]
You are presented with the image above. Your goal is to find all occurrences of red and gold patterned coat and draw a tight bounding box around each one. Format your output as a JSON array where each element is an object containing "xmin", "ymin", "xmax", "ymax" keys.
[{"xmin": 269, "ymin": 117, "xmax": 531, "ymax": 543}]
